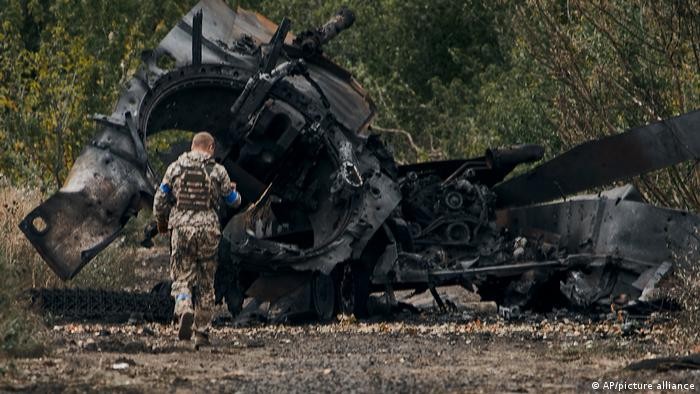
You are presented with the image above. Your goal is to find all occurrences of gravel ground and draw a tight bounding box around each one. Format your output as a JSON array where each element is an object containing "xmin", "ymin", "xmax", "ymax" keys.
[
  {"xmin": 1, "ymin": 311, "xmax": 699, "ymax": 393},
  {"xmin": 3, "ymin": 247, "xmax": 699, "ymax": 393}
]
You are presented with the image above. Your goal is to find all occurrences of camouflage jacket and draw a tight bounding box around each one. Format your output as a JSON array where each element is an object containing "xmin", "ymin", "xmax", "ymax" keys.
[{"xmin": 153, "ymin": 150, "xmax": 241, "ymax": 229}]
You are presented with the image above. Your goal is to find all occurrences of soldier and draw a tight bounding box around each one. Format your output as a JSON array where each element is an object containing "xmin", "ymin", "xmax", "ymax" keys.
[{"xmin": 153, "ymin": 131, "xmax": 241, "ymax": 347}]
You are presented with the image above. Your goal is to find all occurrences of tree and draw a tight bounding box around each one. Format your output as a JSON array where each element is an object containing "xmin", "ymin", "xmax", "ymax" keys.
[
  {"xmin": 506, "ymin": 0, "xmax": 700, "ymax": 209},
  {"xmin": 0, "ymin": 0, "xmax": 196, "ymax": 189},
  {"xmin": 244, "ymin": 0, "xmax": 511, "ymax": 162},
  {"xmin": 2, "ymin": 0, "xmax": 699, "ymax": 211}
]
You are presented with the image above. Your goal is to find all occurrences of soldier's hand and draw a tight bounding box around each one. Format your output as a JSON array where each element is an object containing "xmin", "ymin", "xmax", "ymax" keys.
[
  {"xmin": 157, "ymin": 221, "xmax": 168, "ymax": 234},
  {"xmin": 231, "ymin": 181, "xmax": 237, "ymax": 191}
]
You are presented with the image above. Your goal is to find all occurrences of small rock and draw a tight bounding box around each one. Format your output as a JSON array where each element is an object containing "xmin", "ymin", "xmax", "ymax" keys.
[
  {"xmin": 139, "ymin": 327, "xmax": 155, "ymax": 336},
  {"xmin": 80, "ymin": 338, "xmax": 98, "ymax": 351},
  {"xmin": 111, "ymin": 362, "xmax": 129, "ymax": 370},
  {"xmin": 113, "ymin": 357, "xmax": 137, "ymax": 367}
]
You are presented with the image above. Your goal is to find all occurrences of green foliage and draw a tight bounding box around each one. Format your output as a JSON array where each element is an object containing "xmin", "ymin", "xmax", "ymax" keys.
[
  {"xmin": 0, "ymin": 300, "xmax": 46, "ymax": 358},
  {"xmin": 1, "ymin": 0, "xmax": 699, "ymax": 206},
  {"xmin": 147, "ymin": 129, "xmax": 195, "ymax": 175},
  {"xmin": 506, "ymin": 0, "xmax": 700, "ymax": 209},
  {"xmin": 0, "ymin": 248, "xmax": 45, "ymax": 358},
  {"xmin": 243, "ymin": 0, "xmax": 510, "ymax": 161},
  {"xmin": 0, "ymin": 0, "xmax": 197, "ymax": 190}
]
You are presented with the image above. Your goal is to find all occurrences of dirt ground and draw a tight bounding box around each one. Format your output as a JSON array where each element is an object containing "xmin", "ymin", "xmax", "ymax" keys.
[
  {"xmin": 2, "ymin": 248, "xmax": 700, "ymax": 393},
  {"xmin": 1, "ymin": 315, "xmax": 699, "ymax": 393}
]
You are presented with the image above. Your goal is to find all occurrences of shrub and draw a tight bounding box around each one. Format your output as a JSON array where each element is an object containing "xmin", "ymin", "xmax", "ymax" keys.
[{"xmin": 666, "ymin": 248, "xmax": 700, "ymax": 345}]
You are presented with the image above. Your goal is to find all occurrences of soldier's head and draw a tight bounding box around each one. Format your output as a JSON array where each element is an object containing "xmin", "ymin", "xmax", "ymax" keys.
[{"xmin": 191, "ymin": 131, "xmax": 215, "ymax": 156}]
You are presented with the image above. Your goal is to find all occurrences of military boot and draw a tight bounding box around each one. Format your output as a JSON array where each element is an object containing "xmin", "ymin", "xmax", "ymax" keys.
[
  {"xmin": 178, "ymin": 311, "xmax": 194, "ymax": 340},
  {"xmin": 174, "ymin": 293, "xmax": 195, "ymax": 340}
]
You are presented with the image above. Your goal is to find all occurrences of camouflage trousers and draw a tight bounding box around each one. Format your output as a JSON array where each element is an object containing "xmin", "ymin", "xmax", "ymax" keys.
[{"xmin": 170, "ymin": 225, "xmax": 221, "ymax": 331}]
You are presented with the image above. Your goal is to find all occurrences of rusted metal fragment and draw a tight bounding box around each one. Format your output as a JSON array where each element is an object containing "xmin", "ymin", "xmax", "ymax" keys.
[{"xmin": 19, "ymin": 126, "xmax": 153, "ymax": 280}]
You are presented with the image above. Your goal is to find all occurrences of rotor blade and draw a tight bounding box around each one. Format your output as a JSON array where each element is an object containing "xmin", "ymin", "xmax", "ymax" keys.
[{"xmin": 494, "ymin": 109, "xmax": 700, "ymax": 207}]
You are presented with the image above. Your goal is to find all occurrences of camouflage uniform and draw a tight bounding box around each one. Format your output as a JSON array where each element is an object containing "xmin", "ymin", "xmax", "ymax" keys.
[{"xmin": 153, "ymin": 150, "xmax": 241, "ymax": 334}]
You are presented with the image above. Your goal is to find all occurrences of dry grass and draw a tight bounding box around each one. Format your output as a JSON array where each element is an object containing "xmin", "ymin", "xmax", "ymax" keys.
[
  {"xmin": 0, "ymin": 180, "xmax": 47, "ymax": 357},
  {"xmin": 0, "ymin": 182, "xmax": 46, "ymax": 287},
  {"xmin": 666, "ymin": 247, "xmax": 700, "ymax": 346},
  {"xmin": 0, "ymin": 177, "xmax": 149, "ymax": 356},
  {"xmin": 0, "ymin": 179, "xmax": 146, "ymax": 289}
]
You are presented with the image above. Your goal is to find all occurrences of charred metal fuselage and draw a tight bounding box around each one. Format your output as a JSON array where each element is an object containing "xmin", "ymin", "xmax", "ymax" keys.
[{"xmin": 20, "ymin": 0, "xmax": 700, "ymax": 321}]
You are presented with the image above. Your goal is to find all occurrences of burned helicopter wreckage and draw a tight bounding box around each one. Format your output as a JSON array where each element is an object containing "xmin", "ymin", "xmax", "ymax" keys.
[{"xmin": 20, "ymin": 0, "xmax": 700, "ymax": 322}]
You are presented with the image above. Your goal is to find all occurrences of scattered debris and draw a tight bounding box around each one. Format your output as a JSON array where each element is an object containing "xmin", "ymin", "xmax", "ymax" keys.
[
  {"xmin": 111, "ymin": 363, "xmax": 129, "ymax": 371},
  {"xmin": 78, "ymin": 338, "xmax": 97, "ymax": 351},
  {"xmin": 18, "ymin": 0, "xmax": 700, "ymax": 323},
  {"xmin": 498, "ymin": 306, "xmax": 521, "ymax": 320}
]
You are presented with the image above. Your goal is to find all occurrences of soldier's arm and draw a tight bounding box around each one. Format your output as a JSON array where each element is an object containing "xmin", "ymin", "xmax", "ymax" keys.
[
  {"xmin": 214, "ymin": 165, "xmax": 242, "ymax": 208},
  {"xmin": 153, "ymin": 163, "xmax": 177, "ymax": 229}
]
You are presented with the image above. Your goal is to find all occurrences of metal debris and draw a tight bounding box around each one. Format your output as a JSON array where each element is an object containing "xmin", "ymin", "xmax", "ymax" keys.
[
  {"xmin": 30, "ymin": 288, "xmax": 173, "ymax": 323},
  {"xmin": 19, "ymin": 0, "xmax": 700, "ymax": 322},
  {"xmin": 627, "ymin": 354, "xmax": 700, "ymax": 371}
]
